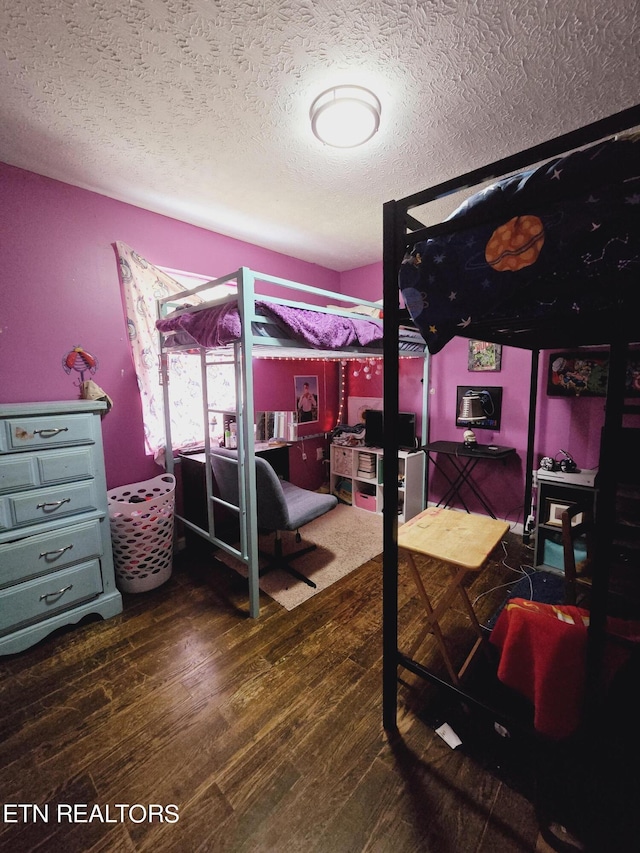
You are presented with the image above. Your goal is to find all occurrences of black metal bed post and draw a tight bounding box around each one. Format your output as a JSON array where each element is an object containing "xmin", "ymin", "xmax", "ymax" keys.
[
  {"xmin": 581, "ymin": 338, "xmax": 630, "ymax": 848},
  {"xmin": 586, "ymin": 339, "xmax": 628, "ymax": 719},
  {"xmin": 382, "ymin": 199, "xmax": 404, "ymax": 731},
  {"xmin": 522, "ymin": 349, "xmax": 540, "ymax": 544}
]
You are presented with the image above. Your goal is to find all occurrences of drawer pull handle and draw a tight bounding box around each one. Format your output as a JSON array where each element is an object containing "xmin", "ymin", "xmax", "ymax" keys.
[
  {"xmin": 40, "ymin": 584, "xmax": 73, "ymax": 602},
  {"xmin": 39, "ymin": 544, "xmax": 74, "ymax": 559},
  {"xmin": 37, "ymin": 498, "xmax": 71, "ymax": 510},
  {"xmin": 33, "ymin": 427, "xmax": 69, "ymax": 438}
]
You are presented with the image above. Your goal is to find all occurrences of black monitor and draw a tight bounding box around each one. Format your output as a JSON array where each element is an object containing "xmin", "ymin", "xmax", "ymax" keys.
[{"xmin": 364, "ymin": 410, "xmax": 417, "ymax": 450}]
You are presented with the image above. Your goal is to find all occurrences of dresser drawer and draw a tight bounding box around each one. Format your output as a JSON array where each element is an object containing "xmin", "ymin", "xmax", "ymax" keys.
[
  {"xmin": 0, "ymin": 560, "xmax": 104, "ymax": 636},
  {"xmin": 0, "ymin": 447, "xmax": 95, "ymax": 495},
  {"xmin": 0, "ymin": 519, "xmax": 103, "ymax": 589},
  {"xmin": 0, "ymin": 455, "xmax": 38, "ymax": 493},
  {"xmin": 0, "ymin": 481, "xmax": 99, "ymax": 532},
  {"xmin": 1, "ymin": 413, "xmax": 95, "ymax": 452}
]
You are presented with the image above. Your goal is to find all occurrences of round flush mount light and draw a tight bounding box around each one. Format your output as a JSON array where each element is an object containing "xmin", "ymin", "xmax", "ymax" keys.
[{"xmin": 310, "ymin": 85, "xmax": 381, "ymax": 148}]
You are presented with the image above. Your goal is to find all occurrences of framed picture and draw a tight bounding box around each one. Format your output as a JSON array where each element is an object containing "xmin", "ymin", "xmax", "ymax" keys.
[
  {"xmin": 627, "ymin": 355, "xmax": 640, "ymax": 396},
  {"xmin": 455, "ymin": 386, "xmax": 502, "ymax": 431},
  {"xmin": 547, "ymin": 350, "xmax": 609, "ymax": 397},
  {"xmin": 468, "ymin": 340, "xmax": 502, "ymax": 372},
  {"xmin": 294, "ymin": 375, "xmax": 319, "ymax": 424},
  {"xmin": 347, "ymin": 396, "xmax": 382, "ymax": 425},
  {"xmin": 547, "ymin": 349, "xmax": 640, "ymax": 397},
  {"xmin": 545, "ymin": 498, "xmax": 583, "ymax": 527}
]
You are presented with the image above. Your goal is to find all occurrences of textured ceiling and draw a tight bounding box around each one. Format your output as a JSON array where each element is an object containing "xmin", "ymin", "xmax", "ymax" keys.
[{"xmin": 1, "ymin": 1, "xmax": 638, "ymax": 271}]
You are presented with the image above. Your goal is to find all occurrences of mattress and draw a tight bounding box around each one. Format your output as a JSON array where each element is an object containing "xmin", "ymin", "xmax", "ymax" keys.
[{"xmin": 157, "ymin": 299, "xmax": 426, "ymax": 353}]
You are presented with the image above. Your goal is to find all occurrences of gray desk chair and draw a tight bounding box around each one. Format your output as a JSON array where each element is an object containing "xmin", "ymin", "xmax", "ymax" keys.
[{"xmin": 210, "ymin": 448, "xmax": 338, "ymax": 588}]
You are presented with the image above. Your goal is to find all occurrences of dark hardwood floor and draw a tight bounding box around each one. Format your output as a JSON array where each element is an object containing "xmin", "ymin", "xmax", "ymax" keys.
[{"xmin": 1, "ymin": 531, "xmax": 553, "ymax": 852}]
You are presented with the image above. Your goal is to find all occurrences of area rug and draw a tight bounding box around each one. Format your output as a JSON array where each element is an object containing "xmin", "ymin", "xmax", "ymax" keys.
[{"xmin": 217, "ymin": 503, "xmax": 382, "ymax": 610}]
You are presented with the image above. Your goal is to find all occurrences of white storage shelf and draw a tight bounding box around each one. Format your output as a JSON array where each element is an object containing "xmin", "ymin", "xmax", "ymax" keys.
[{"xmin": 330, "ymin": 444, "xmax": 425, "ymax": 524}]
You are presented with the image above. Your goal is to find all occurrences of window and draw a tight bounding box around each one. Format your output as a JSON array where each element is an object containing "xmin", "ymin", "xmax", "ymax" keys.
[{"xmin": 116, "ymin": 242, "xmax": 235, "ymax": 464}]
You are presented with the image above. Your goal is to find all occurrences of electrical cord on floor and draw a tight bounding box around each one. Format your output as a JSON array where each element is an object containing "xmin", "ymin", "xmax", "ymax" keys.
[
  {"xmin": 473, "ymin": 539, "xmax": 536, "ymax": 629},
  {"xmin": 502, "ymin": 503, "xmax": 524, "ymax": 532},
  {"xmin": 499, "ymin": 538, "xmax": 535, "ymax": 577}
]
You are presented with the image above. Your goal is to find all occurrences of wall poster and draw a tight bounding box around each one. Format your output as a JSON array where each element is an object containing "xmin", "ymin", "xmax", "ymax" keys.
[{"xmin": 295, "ymin": 375, "xmax": 319, "ymax": 424}]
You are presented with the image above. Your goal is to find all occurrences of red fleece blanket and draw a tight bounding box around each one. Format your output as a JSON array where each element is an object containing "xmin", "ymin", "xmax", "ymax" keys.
[{"xmin": 490, "ymin": 598, "xmax": 640, "ymax": 740}]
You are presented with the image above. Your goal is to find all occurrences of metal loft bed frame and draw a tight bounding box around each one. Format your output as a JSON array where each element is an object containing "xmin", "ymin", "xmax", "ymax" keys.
[
  {"xmin": 383, "ymin": 106, "xmax": 640, "ymax": 729},
  {"xmin": 381, "ymin": 104, "xmax": 640, "ymax": 848},
  {"xmin": 157, "ymin": 266, "xmax": 430, "ymax": 618}
]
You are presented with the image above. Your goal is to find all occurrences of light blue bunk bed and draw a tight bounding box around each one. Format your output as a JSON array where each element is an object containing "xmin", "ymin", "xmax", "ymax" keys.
[{"xmin": 156, "ymin": 266, "xmax": 429, "ymax": 617}]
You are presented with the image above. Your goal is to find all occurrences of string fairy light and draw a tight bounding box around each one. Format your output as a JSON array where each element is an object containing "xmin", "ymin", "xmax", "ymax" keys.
[
  {"xmin": 336, "ymin": 360, "xmax": 348, "ymax": 426},
  {"xmin": 250, "ymin": 353, "xmax": 414, "ymax": 429},
  {"xmin": 350, "ymin": 357, "xmax": 383, "ymax": 378}
]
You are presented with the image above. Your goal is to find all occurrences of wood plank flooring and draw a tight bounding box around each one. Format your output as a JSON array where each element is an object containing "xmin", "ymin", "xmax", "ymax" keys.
[{"xmin": 0, "ymin": 531, "xmax": 548, "ymax": 852}]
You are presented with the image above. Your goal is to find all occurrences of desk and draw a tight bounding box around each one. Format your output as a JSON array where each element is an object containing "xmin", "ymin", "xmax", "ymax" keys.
[
  {"xmin": 423, "ymin": 441, "xmax": 516, "ymax": 519},
  {"xmin": 179, "ymin": 444, "xmax": 291, "ymax": 539},
  {"xmin": 398, "ymin": 507, "xmax": 509, "ymax": 684}
]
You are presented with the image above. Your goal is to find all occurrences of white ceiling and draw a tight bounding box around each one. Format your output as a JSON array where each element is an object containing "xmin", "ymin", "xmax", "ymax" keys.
[{"xmin": 1, "ymin": 1, "xmax": 638, "ymax": 271}]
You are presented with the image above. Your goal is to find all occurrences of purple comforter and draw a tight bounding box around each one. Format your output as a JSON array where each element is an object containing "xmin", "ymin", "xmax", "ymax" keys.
[{"xmin": 156, "ymin": 300, "xmax": 383, "ymax": 349}]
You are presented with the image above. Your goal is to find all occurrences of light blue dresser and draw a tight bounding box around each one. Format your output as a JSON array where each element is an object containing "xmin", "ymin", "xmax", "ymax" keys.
[{"xmin": 0, "ymin": 401, "xmax": 122, "ymax": 654}]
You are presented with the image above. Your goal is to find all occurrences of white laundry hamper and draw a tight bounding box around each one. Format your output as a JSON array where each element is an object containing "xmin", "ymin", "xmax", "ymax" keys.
[{"xmin": 108, "ymin": 474, "xmax": 176, "ymax": 593}]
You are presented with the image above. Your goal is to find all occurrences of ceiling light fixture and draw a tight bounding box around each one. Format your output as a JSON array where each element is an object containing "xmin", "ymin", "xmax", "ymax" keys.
[{"xmin": 310, "ymin": 85, "xmax": 381, "ymax": 148}]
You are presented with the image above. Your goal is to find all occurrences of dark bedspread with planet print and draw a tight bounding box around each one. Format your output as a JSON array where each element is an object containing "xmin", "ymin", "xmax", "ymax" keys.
[{"xmin": 399, "ymin": 133, "xmax": 639, "ymax": 354}]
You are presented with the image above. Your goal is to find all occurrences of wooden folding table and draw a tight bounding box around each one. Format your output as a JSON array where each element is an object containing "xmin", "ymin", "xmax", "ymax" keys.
[{"xmin": 398, "ymin": 506, "xmax": 509, "ymax": 684}]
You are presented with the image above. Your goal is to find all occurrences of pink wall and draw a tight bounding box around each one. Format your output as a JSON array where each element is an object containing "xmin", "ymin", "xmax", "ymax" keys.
[
  {"xmin": 535, "ymin": 350, "xmax": 605, "ymax": 471},
  {"xmin": 340, "ymin": 261, "xmax": 608, "ymax": 525},
  {"xmin": 345, "ymin": 357, "xmax": 427, "ymax": 439},
  {"xmin": 0, "ymin": 163, "xmax": 339, "ymax": 489},
  {"xmin": 344, "ymin": 262, "xmax": 531, "ymax": 523},
  {"xmin": 428, "ymin": 338, "xmax": 533, "ymax": 523},
  {"xmin": 339, "ymin": 261, "xmax": 427, "ymax": 440},
  {"xmin": 426, "ymin": 340, "xmax": 608, "ymax": 523},
  {"xmin": 339, "ymin": 262, "xmax": 383, "ymax": 303},
  {"xmin": 253, "ymin": 358, "xmax": 339, "ymax": 489},
  {"xmin": 0, "ymin": 160, "xmax": 609, "ymax": 525}
]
